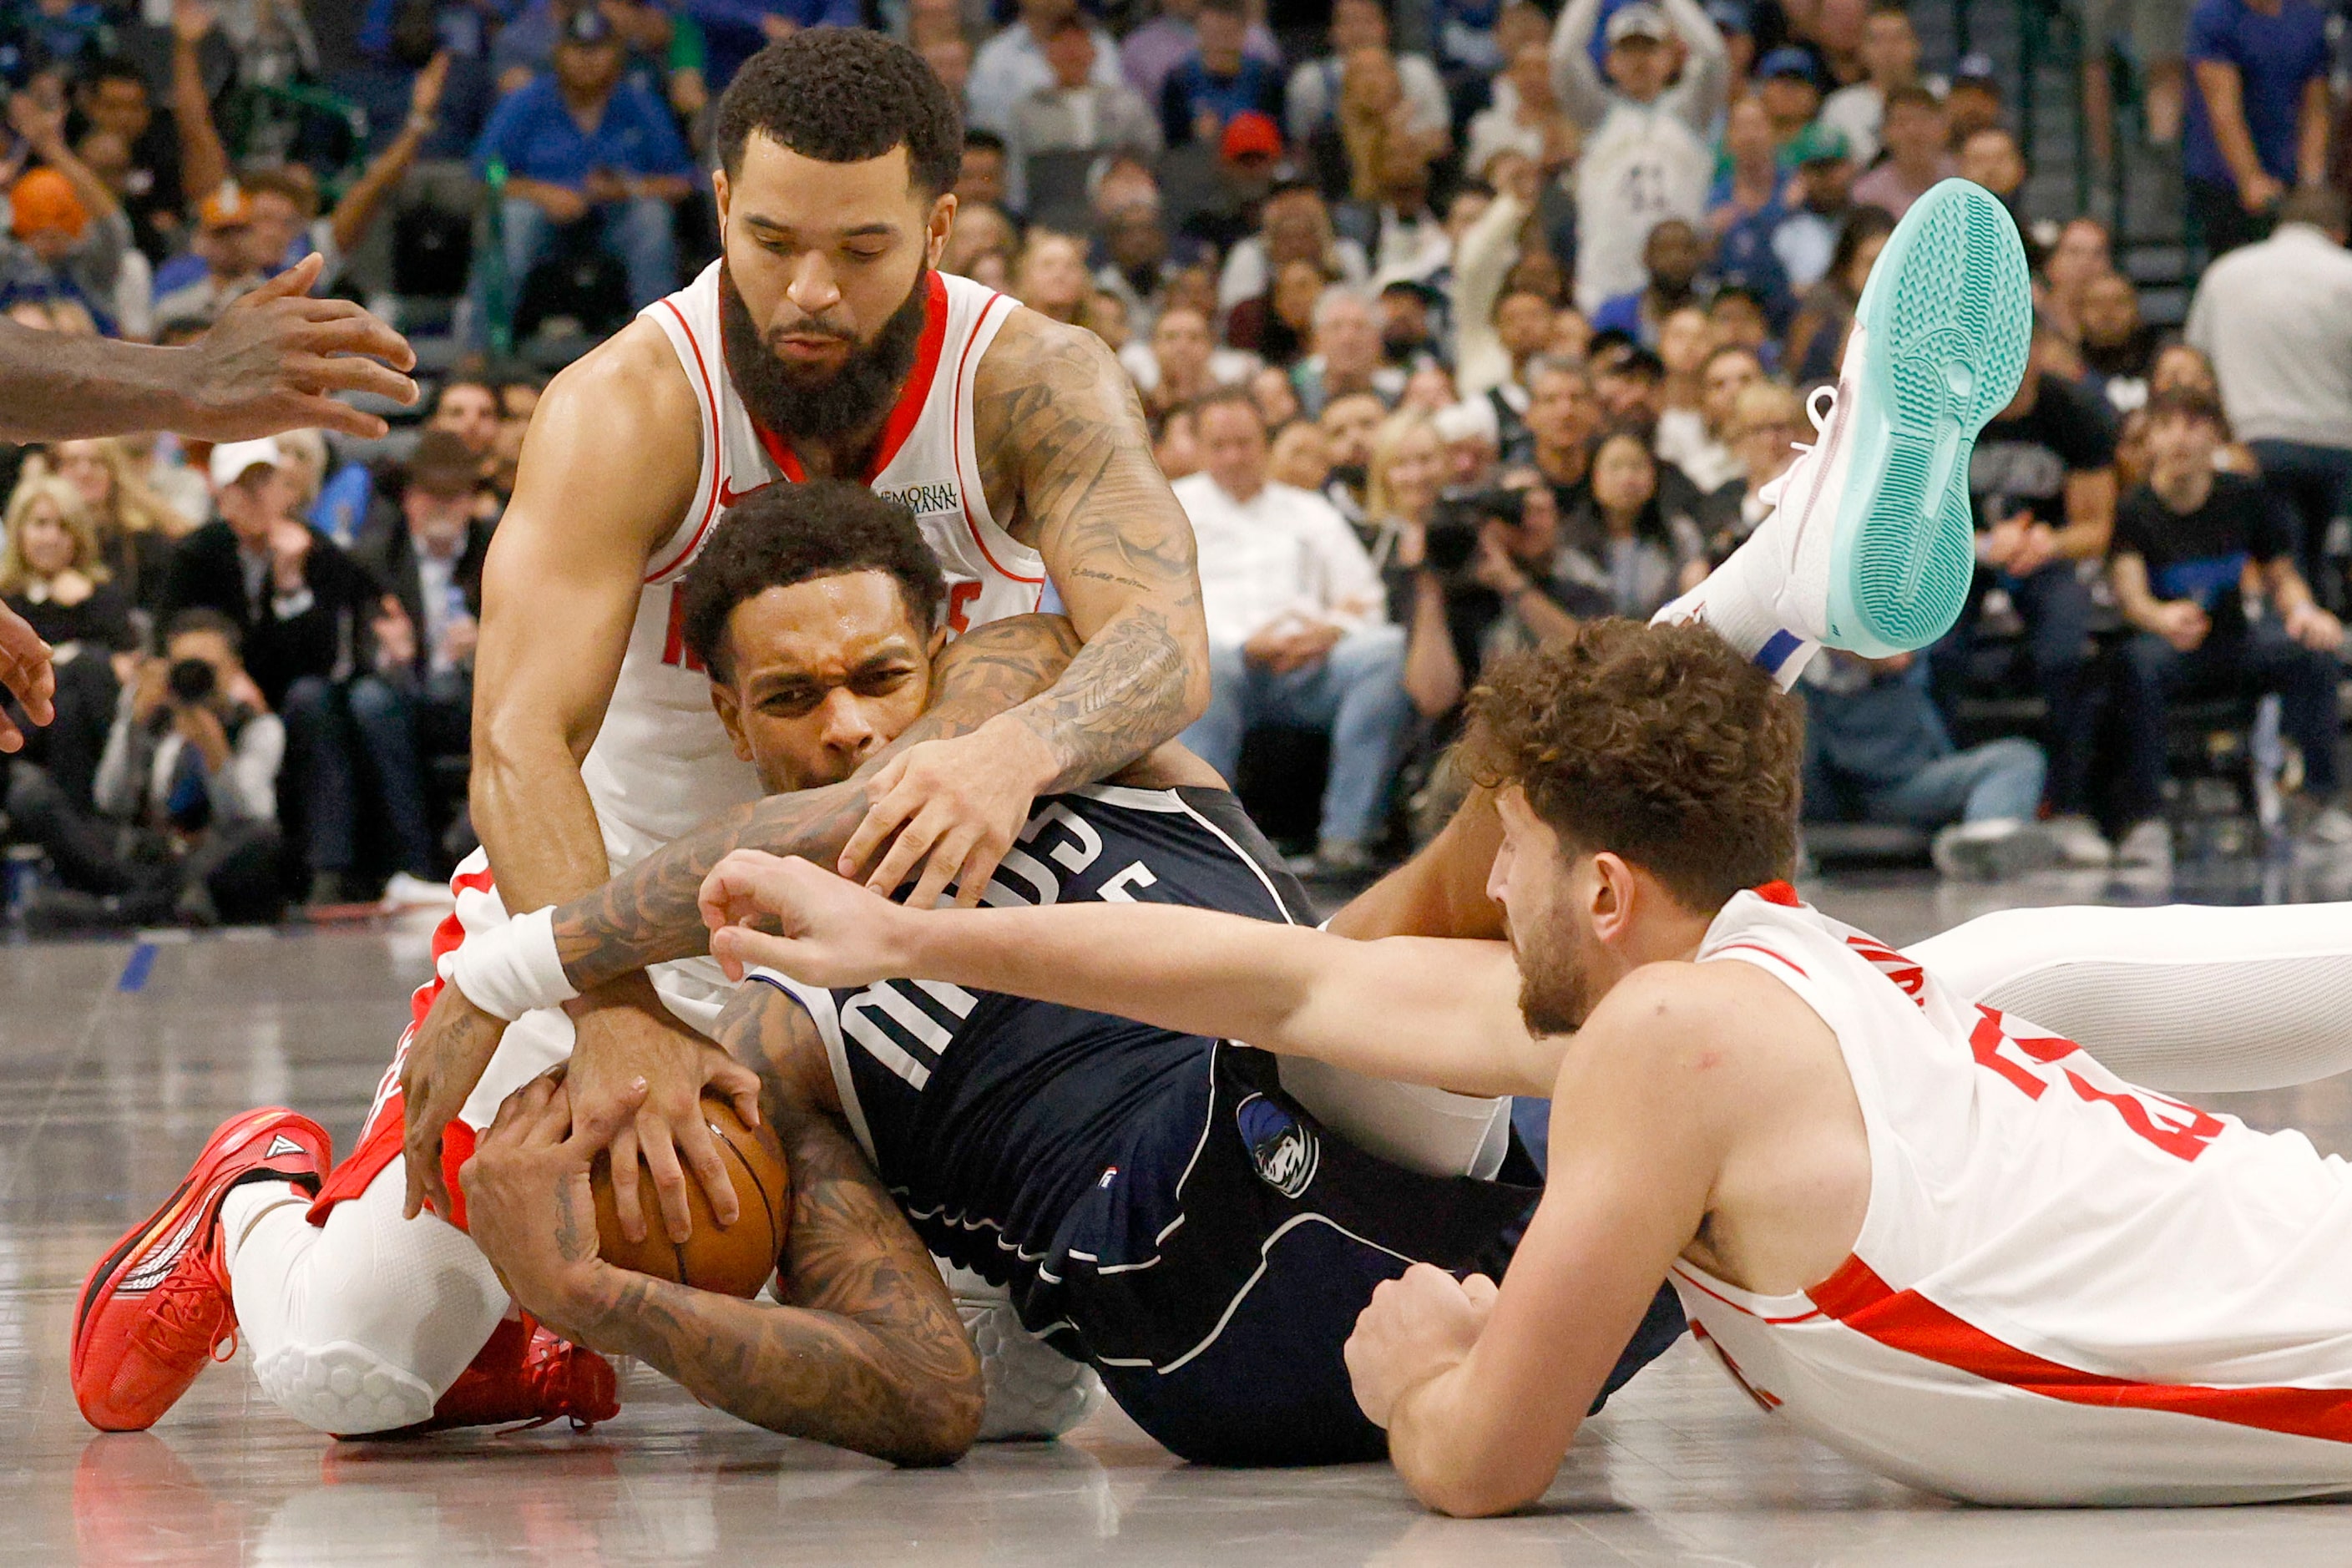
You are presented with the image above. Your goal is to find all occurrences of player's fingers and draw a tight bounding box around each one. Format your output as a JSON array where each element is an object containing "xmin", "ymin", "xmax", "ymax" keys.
[
  {"xmin": 609, "ymin": 1121, "xmax": 646, "ymax": 1244},
  {"xmin": 698, "ymin": 850, "xmax": 790, "ymax": 935},
  {"xmin": 240, "ymin": 252, "xmax": 322, "ymax": 304},
  {"xmin": 949, "ymin": 835, "xmax": 1011, "ymax": 910},
  {"xmin": 0, "ymin": 713, "xmax": 19, "ymax": 751},
  {"xmin": 484, "ymin": 1073, "xmax": 551, "ymax": 1141},
  {"xmin": 837, "ymin": 780, "xmax": 917, "ymax": 883},
  {"xmin": 706, "ymin": 1049, "xmax": 762, "ymax": 1127},
  {"xmin": 904, "ymin": 824, "xmax": 982, "ymax": 913},
  {"xmin": 638, "ymin": 1113, "xmax": 695, "ymax": 1244},
  {"xmin": 861, "ymin": 805, "xmax": 945, "ymax": 896},
  {"xmin": 675, "ymin": 1115, "xmax": 740, "ymax": 1229},
  {"xmin": 710, "ymin": 922, "xmax": 798, "ymax": 980},
  {"xmin": 1461, "ymin": 1272, "xmax": 1501, "ymax": 1307}
]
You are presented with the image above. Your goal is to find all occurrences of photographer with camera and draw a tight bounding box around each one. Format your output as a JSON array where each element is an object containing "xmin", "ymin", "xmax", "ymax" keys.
[
  {"xmin": 12, "ymin": 608, "xmax": 284, "ymax": 928},
  {"xmin": 1399, "ymin": 467, "xmax": 1586, "ymax": 726}
]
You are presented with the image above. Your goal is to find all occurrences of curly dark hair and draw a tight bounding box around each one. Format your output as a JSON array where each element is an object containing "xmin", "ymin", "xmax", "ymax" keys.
[
  {"xmin": 681, "ymin": 479, "xmax": 947, "ymax": 683},
  {"xmin": 715, "ymin": 28, "xmax": 964, "ymax": 197},
  {"xmin": 1459, "ymin": 620, "xmax": 1802, "ymax": 912}
]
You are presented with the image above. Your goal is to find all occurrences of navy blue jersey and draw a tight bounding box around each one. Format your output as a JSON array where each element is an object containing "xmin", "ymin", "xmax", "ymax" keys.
[{"xmin": 749, "ymin": 785, "xmax": 1312, "ymax": 1315}]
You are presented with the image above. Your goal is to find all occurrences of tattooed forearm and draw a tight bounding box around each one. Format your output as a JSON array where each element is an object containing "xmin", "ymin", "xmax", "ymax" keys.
[
  {"xmin": 976, "ymin": 314, "xmax": 1211, "ymax": 791},
  {"xmin": 572, "ymin": 989, "xmax": 983, "ymax": 1464},
  {"xmin": 548, "ymin": 615, "xmax": 1081, "ymax": 990}
]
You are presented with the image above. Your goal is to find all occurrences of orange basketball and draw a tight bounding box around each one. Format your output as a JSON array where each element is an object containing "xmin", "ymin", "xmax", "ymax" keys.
[{"xmin": 591, "ymin": 1094, "xmax": 791, "ymax": 1297}]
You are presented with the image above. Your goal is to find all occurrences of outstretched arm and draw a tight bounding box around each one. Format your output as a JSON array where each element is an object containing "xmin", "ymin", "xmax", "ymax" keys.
[
  {"xmin": 699, "ymin": 851, "xmax": 1558, "ymax": 1100},
  {"xmin": 462, "ymin": 985, "xmax": 983, "ymax": 1464}
]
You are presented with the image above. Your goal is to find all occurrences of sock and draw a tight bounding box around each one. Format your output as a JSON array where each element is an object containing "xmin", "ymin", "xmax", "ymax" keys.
[
  {"xmin": 1906, "ymin": 902, "xmax": 2352, "ymax": 1093},
  {"xmin": 1652, "ymin": 547, "xmax": 1819, "ymax": 690}
]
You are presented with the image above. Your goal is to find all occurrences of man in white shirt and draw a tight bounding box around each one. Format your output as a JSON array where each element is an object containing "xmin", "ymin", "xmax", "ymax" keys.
[
  {"xmin": 966, "ymin": 0, "xmax": 1125, "ymax": 138},
  {"xmin": 1550, "ymin": 0, "xmax": 1725, "ymax": 311},
  {"xmin": 2184, "ymin": 188, "xmax": 2352, "ymax": 579},
  {"xmin": 1176, "ymin": 387, "xmax": 1411, "ymax": 873}
]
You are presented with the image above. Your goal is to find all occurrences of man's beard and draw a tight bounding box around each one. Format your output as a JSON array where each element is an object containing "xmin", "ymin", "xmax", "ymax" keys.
[
  {"xmin": 720, "ymin": 261, "xmax": 930, "ymax": 446},
  {"xmin": 1515, "ymin": 920, "xmax": 1601, "ymax": 1038}
]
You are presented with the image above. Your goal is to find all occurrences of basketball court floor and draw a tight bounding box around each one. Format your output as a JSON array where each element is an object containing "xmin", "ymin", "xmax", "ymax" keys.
[{"xmin": 11, "ymin": 863, "xmax": 2352, "ymax": 1565}]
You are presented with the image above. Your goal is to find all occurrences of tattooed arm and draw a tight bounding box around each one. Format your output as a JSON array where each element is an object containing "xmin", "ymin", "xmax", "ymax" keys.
[
  {"xmin": 549, "ymin": 611, "xmax": 1084, "ymax": 989},
  {"xmin": 831, "ymin": 311, "xmax": 1211, "ymax": 910},
  {"xmin": 463, "ymin": 984, "xmax": 984, "ymax": 1464}
]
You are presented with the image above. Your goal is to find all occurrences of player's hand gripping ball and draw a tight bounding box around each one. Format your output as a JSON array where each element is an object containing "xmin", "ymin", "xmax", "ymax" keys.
[{"xmin": 591, "ymin": 1093, "xmax": 791, "ymax": 1296}]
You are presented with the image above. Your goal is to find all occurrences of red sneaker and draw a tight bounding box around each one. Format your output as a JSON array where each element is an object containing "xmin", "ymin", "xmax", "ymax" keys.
[
  {"xmin": 398, "ymin": 1318, "xmax": 620, "ymax": 1434},
  {"xmin": 72, "ymin": 1108, "xmax": 331, "ymax": 1431}
]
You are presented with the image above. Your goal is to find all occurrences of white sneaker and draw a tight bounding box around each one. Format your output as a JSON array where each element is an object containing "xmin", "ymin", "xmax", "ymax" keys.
[
  {"xmin": 2302, "ymin": 804, "xmax": 2352, "ymax": 847},
  {"xmin": 1733, "ymin": 180, "xmax": 2033, "ymax": 660},
  {"xmin": 2114, "ymin": 819, "xmax": 2174, "ymax": 873},
  {"xmin": 380, "ymin": 871, "xmax": 456, "ymax": 909},
  {"xmin": 2043, "ymin": 814, "xmax": 2114, "ymax": 868},
  {"xmin": 1930, "ymin": 817, "xmax": 2059, "ymax": 880},
  {"xmin": 940, "ymin": 1262, "xmax": 1104, "ymax": 1441}
]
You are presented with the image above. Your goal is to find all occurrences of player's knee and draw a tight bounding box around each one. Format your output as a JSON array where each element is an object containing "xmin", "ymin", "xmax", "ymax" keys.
[{"xmin": 253, "ymin": 1339, "xmax": 438, "ymax": 1435}]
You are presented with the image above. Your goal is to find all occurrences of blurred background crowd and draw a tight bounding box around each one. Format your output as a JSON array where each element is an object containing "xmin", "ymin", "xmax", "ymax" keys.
[{"xmin": 0, "ymin": 0, "xmax": 2349, "ymax": 928}]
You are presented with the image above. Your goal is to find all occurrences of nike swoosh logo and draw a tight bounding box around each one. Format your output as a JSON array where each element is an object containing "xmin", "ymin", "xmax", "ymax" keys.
[{"xmin": 717, "ymin": 478, "xmax": 774, "ymax": 508}]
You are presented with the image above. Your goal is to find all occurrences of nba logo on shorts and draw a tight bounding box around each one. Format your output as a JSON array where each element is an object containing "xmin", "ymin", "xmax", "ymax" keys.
[{"xmin": 1237, "ymin": 1095, "xmax": 1318, "ymax": 1199}]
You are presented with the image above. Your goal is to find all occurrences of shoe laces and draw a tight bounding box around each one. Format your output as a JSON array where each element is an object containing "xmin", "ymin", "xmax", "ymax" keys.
[
  {"xmin": 131, "ymin": 1265, "xmax": 236, "ymax": 1367},
  {"xmin": 1758, "ymin": 383, "xmax": 1840, "ymax": 511}
]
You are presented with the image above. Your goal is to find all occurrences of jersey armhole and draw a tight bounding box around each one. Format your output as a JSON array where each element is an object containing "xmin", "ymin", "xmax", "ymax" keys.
[
  {"xmin": 745, "ymin": 969, "xmax": 878, "ymax": 1163},
  {"xmin": 640, "ymin": 296, "xmax": 722, "ymax": 584}
]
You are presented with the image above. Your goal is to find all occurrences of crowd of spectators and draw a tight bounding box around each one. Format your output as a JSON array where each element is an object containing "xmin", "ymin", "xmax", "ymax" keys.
[{"xmin": 1, "ymin": 0, "xmax": 2350, "ymax": 925}]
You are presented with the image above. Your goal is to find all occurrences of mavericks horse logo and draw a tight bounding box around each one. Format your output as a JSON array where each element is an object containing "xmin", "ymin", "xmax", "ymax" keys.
[{"xmin": 1237, "ymin": 1095, "xmax": 1319, "ymax": 1199}]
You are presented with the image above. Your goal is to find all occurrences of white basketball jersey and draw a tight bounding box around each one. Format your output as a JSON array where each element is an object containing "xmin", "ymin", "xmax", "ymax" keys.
[
  {"xmin": 1671, "ymin": 884, "xmax": 2352, "ymax": 1505},
  {"xmin": 578, "ymin": 265, "xmax": 1043, "ymax": 871}
]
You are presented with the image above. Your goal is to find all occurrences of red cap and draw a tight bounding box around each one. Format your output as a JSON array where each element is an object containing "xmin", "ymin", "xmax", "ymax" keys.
[{"xmin": 1220, "ymin": 111, "xmax": 1282, "ymax": 163}]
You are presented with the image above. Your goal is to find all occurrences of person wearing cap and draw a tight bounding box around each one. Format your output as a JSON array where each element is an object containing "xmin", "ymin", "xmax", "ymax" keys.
[
  {"xmin": 159, "ymin": 436, "xmax": 392, "ymax": 905},
  {"xmin": 1818, "ymin": 3, "xmax": 1939, "ymax": 165},
  {"xmin": 1849, "ymin": 83, "xmax": 1955, "ymax": 220},
  {"xmin": 472, "ymin": 4, "xmax": 696, "ymax": 326},
  {"xmin": 1945, "ymin": 53, "xmax": 2005, "ymax": 144},
  {"xmin": 0, "ymin": 91, "xmax": 131, "ymax": 333},
  {"xmin": 1761, "ymin": 118, "xmax": 1854, "ymax": 291},
  {"xmin": 1550, "ymin": 0, "xmax": 1727, "ymax": 311},
  {"xmin": 350, "ymin": 428, "xmax": 495, "ymax": 908},
  {"xmin": 149, "ymin": 181, "xmax": 264, "ymax": 335},
  {"xmin": 1158, "ymin": 0, "xmax": 1283, "ymax": 150},
  {"xmin": 1753, "ymin": 46, "xmax": 1824, "ymax": 149}
]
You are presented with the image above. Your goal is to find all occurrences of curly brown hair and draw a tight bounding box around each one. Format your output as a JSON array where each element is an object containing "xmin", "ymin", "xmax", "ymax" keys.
[{"xmin": 1459, "ymin": 620, "xmax": 1803, "ymax": 913}]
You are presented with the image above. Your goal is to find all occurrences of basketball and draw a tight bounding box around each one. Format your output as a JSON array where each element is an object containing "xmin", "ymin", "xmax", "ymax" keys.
[{"xmin": 590, "ymin": 1094, "xmax": 791, "ymax": 1297}]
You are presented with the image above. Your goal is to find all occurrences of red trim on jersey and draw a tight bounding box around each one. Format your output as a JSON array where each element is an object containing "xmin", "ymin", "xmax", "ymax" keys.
[
  {"xmin": 1672, "ymin": 1265, "xmax": 1826, "ymax": 1324},
  {"xmin": 645, "ymin": 298, "xmax": 724, "ymax": 584},
  {"xmin": 747, "ymin": 271, "xmax": 953, "ymax": 487},
  {"xmin": 950, "ymin": 291, "xmax": 1045, "ymax": 587},
  {"xmin": 1808, "ymin": 1256, "xmax": 2352, "ymax": 1444},
  {"xmin": 1753, "ymin": 879, "xmax": 1801, "ymax": 907},
  {"xmin": 1712, "ymin": 941, "xmax": 1808, "ymax": 979}
]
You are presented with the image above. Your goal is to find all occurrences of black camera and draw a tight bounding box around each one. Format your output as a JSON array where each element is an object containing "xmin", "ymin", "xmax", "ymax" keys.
[
  {"xmin": 1425, "ymin": 488, "xmax": 1527, "ymax": 579},
  {"xmin": 166, "ymin": 658, "xmax": 218, "ymax": 706}
]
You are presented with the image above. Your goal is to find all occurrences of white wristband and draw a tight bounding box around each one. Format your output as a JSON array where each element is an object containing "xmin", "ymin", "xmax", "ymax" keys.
[{"xmin": 448, "ymin": 906, "xmax": 579, "ymax": 1021}]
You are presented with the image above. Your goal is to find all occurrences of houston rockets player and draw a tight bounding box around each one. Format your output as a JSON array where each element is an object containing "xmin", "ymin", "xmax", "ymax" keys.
[
  {"xmin": 454, "ymin": 481, "xmax": 1679, "ymax": 1465},
  {"xmin": 723, "ymin": 620, "xmax": 2352, "ymax": 1510},
  {"xmin": 73, "ymin": 30, "xmax": 1207, "ymax": 1438}
]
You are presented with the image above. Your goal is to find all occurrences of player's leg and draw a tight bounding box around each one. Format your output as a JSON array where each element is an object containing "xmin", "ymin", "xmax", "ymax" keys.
[
  {"xmin": 1656, "ymin": 179, "xmax": 2033, "ymax": 686},
  {"xmin": 1906, "ymin": 901, "xmax": 2352, "ymax": 1091},
  {"xmin": 224, "ymin": 1159, "xmax": 508, "ymax": 1434}
]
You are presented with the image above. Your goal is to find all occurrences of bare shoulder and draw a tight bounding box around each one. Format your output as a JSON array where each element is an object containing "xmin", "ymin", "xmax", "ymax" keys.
[
  {"xmin": 970, "ymin": 305, "xmax": 1134, "ymax": 412},
  {"xmin": 714, "ymin": 976, "xmax": 842, "ymax": 1119},
  {"xmin": 1561, "ymin": 960, "xmax": 1827, "ymax": 1118},
  {"xmin": 969, "ymin": 308, "xmax": 1156, "ymax": 529},
  {"xmin": 506, "ymin": 316, "xmax": 703, "ymax": 559}
]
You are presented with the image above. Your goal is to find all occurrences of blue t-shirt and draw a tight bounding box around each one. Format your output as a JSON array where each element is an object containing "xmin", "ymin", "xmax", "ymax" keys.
[
  {"xmin": 2183, "ymin": 0, "xmax": 2328, "ymax": 186},
  {"xmin": 473, "ymin": 73, "xmax": 695, "ymax": 188}
]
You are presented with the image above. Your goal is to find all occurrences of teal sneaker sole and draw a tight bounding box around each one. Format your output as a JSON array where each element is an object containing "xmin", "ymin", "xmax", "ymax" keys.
[{"xmin": 1821, "ymin": 180, "xmax": 2033, "ymax": 658}]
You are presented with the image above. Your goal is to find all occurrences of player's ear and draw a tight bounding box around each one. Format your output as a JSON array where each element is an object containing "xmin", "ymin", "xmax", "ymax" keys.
[
  {"xmin": 926, "ymin": 192, "xmax": 956, "ymax": 271},
  {"xmin": 1586, "ymin": 852, "xmax": 1637, "ymax": 945},
  {"xmin": 710, "ymin": 679, "xmax": 753, "ymax": 764},
  {"xmin": 926, "ymin": 624, "xmax": 949, "ymax": 661},
  {"xmin": 712, "ymin": 167, "xmax": 732, "ymax": 233}
]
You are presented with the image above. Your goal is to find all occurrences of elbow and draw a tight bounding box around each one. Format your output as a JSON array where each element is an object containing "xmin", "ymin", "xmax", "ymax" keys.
[
  {"xmin": 883, "ymin": 1353, "xmax": 985, "ymax": 1468},
  {"xmin": 1404, "ymin": 1444, "xmax": 1561, "ymax": 1518}
]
